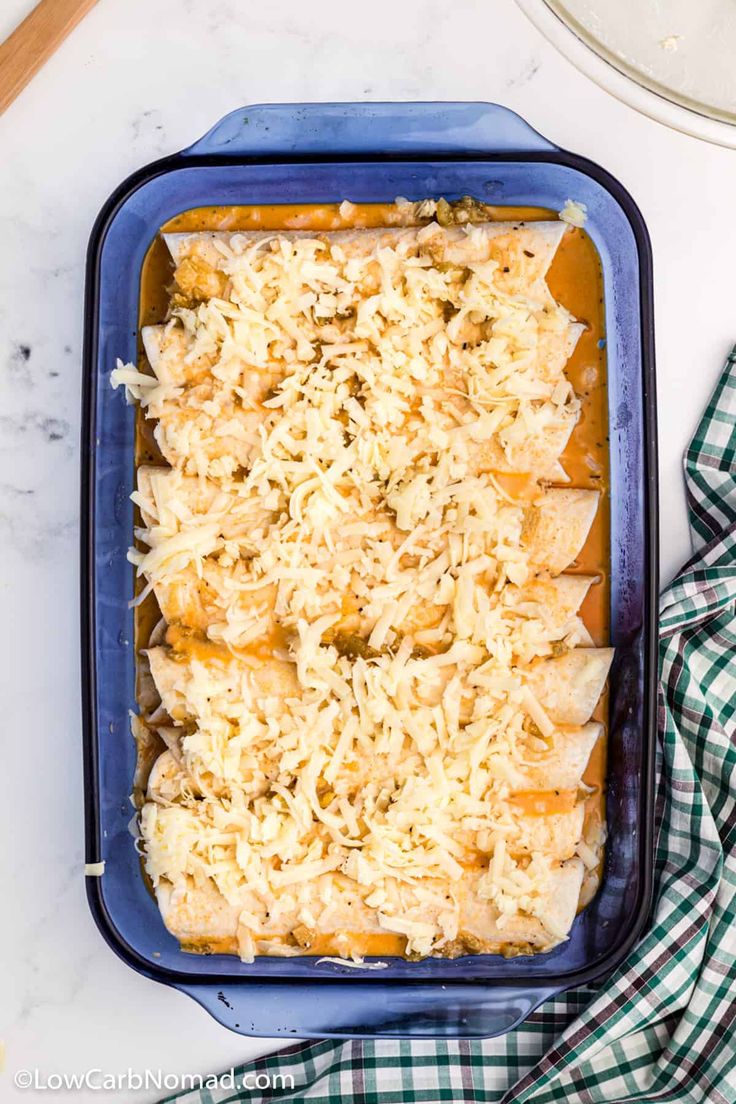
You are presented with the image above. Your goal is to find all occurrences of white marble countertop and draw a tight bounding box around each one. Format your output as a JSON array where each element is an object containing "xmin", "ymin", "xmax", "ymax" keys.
[{"xmin": 2, "ymin": 0, "xmax": 735, "ymax": 1099}]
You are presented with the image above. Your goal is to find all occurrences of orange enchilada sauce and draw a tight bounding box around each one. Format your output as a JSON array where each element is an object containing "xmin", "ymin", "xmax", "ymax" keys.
[{"xmin": 134, "ymin": 204, "xmax": 610, "ymax": 959}]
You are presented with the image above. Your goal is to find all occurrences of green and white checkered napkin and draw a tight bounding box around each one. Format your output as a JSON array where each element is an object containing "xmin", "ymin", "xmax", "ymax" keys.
[{"xmin": 162, "ymin": 354, "xmax": 736, "ymax": 1104}]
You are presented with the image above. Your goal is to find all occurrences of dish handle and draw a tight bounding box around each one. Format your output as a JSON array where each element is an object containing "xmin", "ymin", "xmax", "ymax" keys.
[
  {"xmin": 176, "ymin": 980, "xmax": 557, "ymax": 1039},
  {"xmin": 182, "ymin": 102, "xmax": 556, "ymax": 158}
]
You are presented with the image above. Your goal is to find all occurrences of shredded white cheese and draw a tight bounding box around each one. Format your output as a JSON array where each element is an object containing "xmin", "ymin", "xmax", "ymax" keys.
[
  {"xmin": 559, "ymin": 200, "xmax": 588, "ymax": 228},
  {"xmin": 315, "ymin": 957, "xmax": 389, "ymax": 970},
  {"xmin": 115, "ymin": 212, "xmax": 606, "ymax": 960}
]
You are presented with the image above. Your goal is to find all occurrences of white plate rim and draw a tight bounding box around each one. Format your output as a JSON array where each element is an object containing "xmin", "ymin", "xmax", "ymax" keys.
[{"xmin": 515, "ymin": 0, "xmax": 736, "ymax": 149}]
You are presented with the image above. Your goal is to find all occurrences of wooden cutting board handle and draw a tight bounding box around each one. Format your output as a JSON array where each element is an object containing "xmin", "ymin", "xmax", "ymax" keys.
[{"xmin": 0, "ymin": 0, "xmax": 100, "ymax": 116}]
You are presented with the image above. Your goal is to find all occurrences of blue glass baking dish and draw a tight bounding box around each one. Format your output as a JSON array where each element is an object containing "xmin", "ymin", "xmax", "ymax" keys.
[{"xmin": 81, "ymin": 102, "xmax": 658, "ymax": 1039}]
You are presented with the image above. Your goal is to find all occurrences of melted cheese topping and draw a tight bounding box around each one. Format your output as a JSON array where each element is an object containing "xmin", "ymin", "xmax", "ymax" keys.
[{"xmin": 114, "ymin": 214, "xmax": 609, "ymax": 961}]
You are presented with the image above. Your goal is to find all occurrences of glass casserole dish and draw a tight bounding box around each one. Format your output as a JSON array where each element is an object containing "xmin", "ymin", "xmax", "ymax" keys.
[{"xmin": 81, "ymin": 101, "xmax": 658, "ymax": 1038}]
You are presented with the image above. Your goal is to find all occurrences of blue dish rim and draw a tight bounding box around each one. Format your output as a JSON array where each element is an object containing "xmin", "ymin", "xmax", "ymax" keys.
[{"xmin": 80, "ymin": 107, "xmax": 659, "ymax": 995}]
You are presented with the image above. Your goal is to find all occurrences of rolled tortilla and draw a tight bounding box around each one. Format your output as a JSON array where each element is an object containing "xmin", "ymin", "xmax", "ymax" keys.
[
  {"xmin": 142, "ymin": 322, "xmax": 283, "ymax": 402},
  {"xmin": 153, "ymin": 397, "xmax": 267, "ymax": 476},
  {"xmin": 146, "ymin": 718, "xmax": 598, "ymax": 821},
  {"xmin": 523, "ymin": 488, "xmax": 600, "ymax": 575},
  {"xmin": 138, "ymin": 324, "xmax": 276, "ymax": 475},
  {"xmin": 141, "ymin": 322, "xmax": 203, "ymax": 386},
  {"xmin": 537, "ymin": 320, "xmax": 586, "ymax": 384},
  {"xmin": 523, "ymin": 647, "xmax": 614, "ymax": 726},
  {"xmin": 134, "ymin": 464, "xmax": 274, "ymax": 544},
  {"xmin": 475, "ymin": 404, "xmax": 579, "ymax": 478},
  {"xmin": 512, "ymin": 802, "xmax": 586, "ymax": 856},
  {"xmin": 461, "ymin": 858, "xmax": 585, "ymax": 946},
  {"xmin": 509, "ymin": 573, "xmax": 597, "ymax": 638},
  {"xmin": 162, "ymin": 222, "xmax": 582, "ymax": 383},
  {"xmin": 142, "ymin": 561, "xmax": 278, "ymax": 647},
  {"xmin": 151, "ymin": 858, "xmax": 585, "ymax": 957},
  {"xmin": 155, "ymin": 874, "xmax": 241, "ymax": 948},
  {"xmin": 163, "ymin": 220, "xmax": 570, "ymax": 286},
  {"xmin": 544, "ymin": 460, "xmax": 571, "ymax": 484},
  {"xmin": 147, "ymin": 748, "xmax": 196, "ymax": 802},
  {"xmin": 144, "ymin": 648, "xmax": 191, "ymax": 723},
  {"xmin": 509, "ymin": 722, "xmax": 602, "ymax": 792},
  {"xmin": 146, "ymin": 645, "xmax": 299, "ymax": 726}
]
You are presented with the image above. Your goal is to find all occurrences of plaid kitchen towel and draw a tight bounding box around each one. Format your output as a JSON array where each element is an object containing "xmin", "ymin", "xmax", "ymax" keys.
[{"xmin": 161, "ymin": 354, "xmax": 736, "ymax": 1104}]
